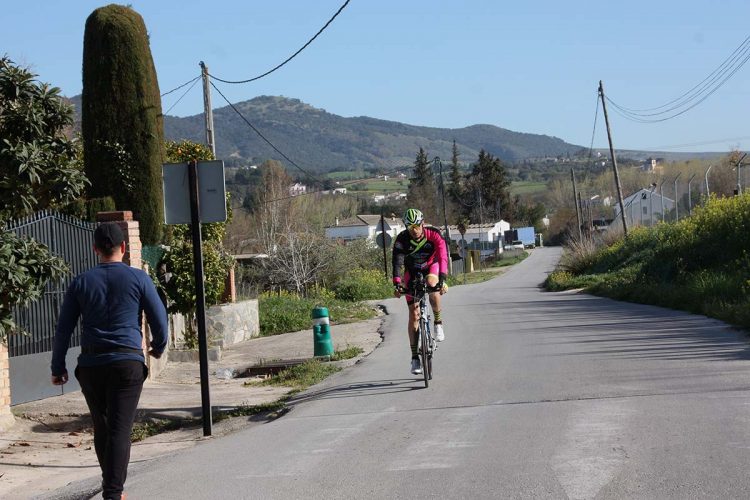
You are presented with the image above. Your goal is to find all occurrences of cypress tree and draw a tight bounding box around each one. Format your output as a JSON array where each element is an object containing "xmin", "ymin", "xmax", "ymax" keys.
[{"xmin": 82, "ymin": 4, "xmax": 164, "ymax": 243}]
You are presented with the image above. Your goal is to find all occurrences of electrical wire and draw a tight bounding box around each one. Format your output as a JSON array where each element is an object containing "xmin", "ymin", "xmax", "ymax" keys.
[
  {"xmin": 613, "ymin": 34, "xmax": 750, "ymax": 113},
  {"xmin": 605, "ymin": 34, "xmax": 750, "ymax": 123},
  {"xmin": 210, "ymin": 80, "xmax": 315, "ymax": 178},
  {"xmin": 160, "ymin": 75, "xmax": 201, "ymax": 97},
  {"xmin": 209, "ymin": 0, "xmax": 351, "ymax": 84},
  {"xmin": 163, "ymin": 76, "xmax": 200, "ymax": 115}
]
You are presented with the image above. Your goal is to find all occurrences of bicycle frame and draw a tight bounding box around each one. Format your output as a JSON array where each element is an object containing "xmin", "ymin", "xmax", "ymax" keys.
[{"xmin": 401, "ymin": 272, "xmax": 437, "ymax": 387}]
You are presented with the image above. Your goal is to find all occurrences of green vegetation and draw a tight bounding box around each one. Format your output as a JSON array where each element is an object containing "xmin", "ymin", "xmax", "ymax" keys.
[
  {"xmin": 249, "ymin": 360, "xmax": 341, "ymax": 393},
  {"xmin": 510, "ymin": 181, "xmax": 547, "ymax": 196},
  {"xmin": 0, "ymin": 57, "xmax": 89, "ymax": 342},
  {"xmin": 130, "ymin": 418, "xmax": 186, "ymax": 442},
  {"xmin": 259, "ymin": 289, "xmax": 378, "ymax": 336},
  {"xmin": 332, "ymin": 268, "xmax": 393, "ymax": 301},
  {"xmin": 82, "ymin": 4, "xmax": 164, "ymax": 244},
  {"xmin": 446, "ymin": 270, "xmax": 500, "ymax": 286},
  {"xmin": 489, "ymin": 251, "xmax": 529, "ymax": 267},
  {"xmin": 546, "ymin": 194, "xmax": 750, "ymax": 328},
  {"xmin": 329, "ymin": 345, "xmax": 364, "ymax": 361}
]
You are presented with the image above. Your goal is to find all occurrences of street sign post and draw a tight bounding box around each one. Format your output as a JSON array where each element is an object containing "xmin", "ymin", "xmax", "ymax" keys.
[{"xmin": 162, "ymin": 160, "xmax": 227, "ymax": 437}]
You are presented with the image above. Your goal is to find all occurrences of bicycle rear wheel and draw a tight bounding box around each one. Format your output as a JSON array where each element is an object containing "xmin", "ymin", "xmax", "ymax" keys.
[{"xmin": 419, "ymin": 319, "xmax": 429, "ymax": 388}]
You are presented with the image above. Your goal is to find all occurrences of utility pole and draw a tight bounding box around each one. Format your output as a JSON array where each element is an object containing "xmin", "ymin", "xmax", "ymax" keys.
[
  {"xmin": 736, "ymin": 153, "xmax": 747, "ymax": 196},
  {"xmin": 199, "ymin": 61, "xmax": 216, "ymax": 157},
  {"xmin": 659, "ymin": 179, "xmax": 666, "ymax": 222},
  {"xmin": 478, "ymin": 189, "xmax": 484, "ymax": 272},
  {"xmin": 379, "ymin": 207, "xmax": 388, "ymax": 280},
  {"xmin": 571, "ymin": 169, "xmax": 583, "ymax": 241},
  {"xmin": 599, "ymin": 81, "xmax": 628, "ymax": 236},
  {"xmin": 705, "ymin": 164, "xmax": 714, "ymax": 196},
  {"xmin": 673, "ymin": 172, "xmax": 682, "ymax": 221},
  {"xmin": 435, "ymin": 157, "xmax": 452, "ymax": 274}
]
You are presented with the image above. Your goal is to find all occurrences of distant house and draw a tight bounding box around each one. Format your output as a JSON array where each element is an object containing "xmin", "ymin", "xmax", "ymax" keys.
[
  {"xmin": 332, "ymin": 187, "xmax": 347, "ymax": 194},
  {"xmin": 641, "ymin": 158, "xmax": 663, "ymax": 173},
  {"xmin": 325, "ymin": 214, "xmax": 404, "ymax": 243},
  {"xmin": 613, "ymin": 188, "xmax": 674, "ymax": 227},
  {"xmin": 446, "ymin": 220, "xmax": 510, "ymax": 246},
  {"xmin": 372, "ymin": 194, "xmax": 386, "ymax": 204},
  {"xmin": 289, "ymin": 183, "xmax": 307, "ymax": 196}
]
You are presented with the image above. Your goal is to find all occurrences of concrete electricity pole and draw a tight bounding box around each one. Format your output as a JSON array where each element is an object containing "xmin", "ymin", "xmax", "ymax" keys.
[
  {"xmin": 199, "ymin": 61, "xmax": 216, "ymax": 157},
  {"xmin": 598, "ymin": 81, "xmax": 628, "ymax": 237}
]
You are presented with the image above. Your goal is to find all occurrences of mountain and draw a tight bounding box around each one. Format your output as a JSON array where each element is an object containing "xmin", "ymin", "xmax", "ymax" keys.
[
  {"xmin": 164, "ymin": 96, "xmax": 584, "ymax": 170},
  {"xmin": 66, "ymin": 94, "xmax": 582, "ymax": 170},
  {"xmin": 65, "ymin": 94, "xmax": 722, "ymax": 171}
]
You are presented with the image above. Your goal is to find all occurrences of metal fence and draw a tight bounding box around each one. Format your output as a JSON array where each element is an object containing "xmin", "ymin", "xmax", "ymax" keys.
[{"xmin": 6, "ymin": 211, "xmax": 97, "ymax": 357}]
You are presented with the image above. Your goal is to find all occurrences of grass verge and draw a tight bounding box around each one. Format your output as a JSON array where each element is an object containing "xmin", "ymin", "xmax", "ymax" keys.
[{"xmin": 244, "ymin": 359, "xmax": 341, "ymax": 395}]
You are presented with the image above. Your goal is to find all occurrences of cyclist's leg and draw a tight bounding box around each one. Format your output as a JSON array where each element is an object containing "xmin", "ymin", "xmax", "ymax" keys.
[
  {"xmin": 404, "ymin": 270, "xmax": 422, "ymax": 373},
  {"xmin": 425, "ymin": 263, "xmax": 445, "ymax": 341}
]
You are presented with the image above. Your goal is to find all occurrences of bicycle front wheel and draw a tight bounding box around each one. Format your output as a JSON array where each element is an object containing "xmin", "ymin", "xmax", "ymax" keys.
[{"xmin": 419, "ymin": 319, "xmax": 429, "ymax": 388}]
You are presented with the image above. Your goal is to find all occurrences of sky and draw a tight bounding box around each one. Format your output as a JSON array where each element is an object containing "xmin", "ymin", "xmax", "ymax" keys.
[{"xmin": 4, "ymin": 0, "xmax": 750, "ymax": 154}]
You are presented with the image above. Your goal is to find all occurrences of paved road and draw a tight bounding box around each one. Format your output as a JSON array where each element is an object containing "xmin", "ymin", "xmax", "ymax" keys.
[{"xmin": 122, "ymin": 247, "xmax": 750, "ymax": 499}]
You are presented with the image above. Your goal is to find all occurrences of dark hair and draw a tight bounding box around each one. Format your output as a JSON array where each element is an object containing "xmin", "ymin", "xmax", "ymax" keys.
[{"xmin": 94, "ymin": 222, "xmax": 124, "ymax": 256}]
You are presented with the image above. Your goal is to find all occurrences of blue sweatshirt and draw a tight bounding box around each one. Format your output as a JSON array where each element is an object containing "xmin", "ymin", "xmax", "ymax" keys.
[{"xmin": 51, "ymin": 262, "xmax": 169, "ymax": 376}]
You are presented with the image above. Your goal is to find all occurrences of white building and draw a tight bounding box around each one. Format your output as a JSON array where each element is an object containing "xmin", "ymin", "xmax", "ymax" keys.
[
  {"xmin": 289, "ymin": 183, "xmax": 307, "ymax": 196},
  {"xmin": 613, "ymin": 188, "xmax": 674, "ymax": 227},
  {"xmin": 325, "ymin": 214, "xmax": 405, "ymax": 243}
]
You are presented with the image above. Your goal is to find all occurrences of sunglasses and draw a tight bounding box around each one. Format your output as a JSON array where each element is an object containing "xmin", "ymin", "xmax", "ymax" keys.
[{"xmin": 407, "ymin": 223, "xmax": 422, "ymax": 230}]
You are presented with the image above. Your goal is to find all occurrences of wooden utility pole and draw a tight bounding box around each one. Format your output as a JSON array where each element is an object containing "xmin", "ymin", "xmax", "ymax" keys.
[
  {"xmin": 199, "ymin": 61, "xmax": 216, "ymax": 157},
  {"xmin": 571, "ymin": 169, "xmax": 583, "ymax": 241},
  {"xmin": 598, "ymin": 81, "xmax": 628, "ymax": 236}
]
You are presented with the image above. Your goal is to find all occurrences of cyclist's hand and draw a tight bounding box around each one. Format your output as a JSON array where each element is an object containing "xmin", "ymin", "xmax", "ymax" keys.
[
  {"xmin": 393, "ymin": 286, "xmax": 401, "ymax": 298},
  {"xmin": 438, "ymin": 273, "xmax": 448, "ymax": 295}
]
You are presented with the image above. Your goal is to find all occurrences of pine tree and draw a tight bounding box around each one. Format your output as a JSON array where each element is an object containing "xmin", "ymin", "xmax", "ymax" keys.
[
  {"xmin": 407, "ymin": 148, "xmax": 439, "ymax": 223},
  {"xmin": 82, "ymin": 4, "xmax": 165, "ymax": 244},
  {"xmin": 465, "ymin": 149, "xmax": 512, "ymax": 223}
]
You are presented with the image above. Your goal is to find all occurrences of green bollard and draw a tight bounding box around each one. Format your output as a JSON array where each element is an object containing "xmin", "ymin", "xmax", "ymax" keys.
[{"xmin": 312, "ymin": 306, "xmax": 333, "ymax": 357}]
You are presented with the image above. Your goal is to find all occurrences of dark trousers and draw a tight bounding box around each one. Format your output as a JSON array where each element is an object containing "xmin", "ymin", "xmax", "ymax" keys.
[{"xmin": 75, "ymin": 360, "xmax": 147, "ymax": 499}]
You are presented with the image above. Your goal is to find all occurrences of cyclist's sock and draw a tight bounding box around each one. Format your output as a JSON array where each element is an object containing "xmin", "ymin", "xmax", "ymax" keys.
[
  {"xmin": 434, "ymin": 310, "xmax": 442, "ymax": 324},
  {"xmin": 410, "ymin": 342, "xmax": 418, "ymax": 358}
]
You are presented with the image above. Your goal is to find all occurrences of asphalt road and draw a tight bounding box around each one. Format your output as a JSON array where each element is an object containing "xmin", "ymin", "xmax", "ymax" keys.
[{"xmin": 121, "ymin": 247, "xmax": 750, "ymax": 499}]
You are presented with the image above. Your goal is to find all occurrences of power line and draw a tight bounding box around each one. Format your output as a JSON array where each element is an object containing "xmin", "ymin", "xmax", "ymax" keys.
[
  {"xmin": 210, "ymin": 80, "xmax": 315, "ymax": 178},
  {"xmin": 605, "ymin": 33, "xmax": 750, "ymax": 123},
  {"xmin": 161, "ymin": 75, "xmax": 201, "ymax": 97},
  {"xmin": 613, "ymin": 34, "xmax": 750, "ymax": 114},
  {"xmin": 209, "ymin": 0, "xmax": 351, "ymax": 85},
  {"xmin": 163, "ymin": 76, "xmax": 200, "ymax": 115},
  {"xmin": 643, "ymin": 136, "xmax": 750, "ymax": 151}
]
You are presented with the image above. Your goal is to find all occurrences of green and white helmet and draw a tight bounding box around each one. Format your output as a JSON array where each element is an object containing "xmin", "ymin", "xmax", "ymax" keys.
[{"xmin": 402, "ymin": 208, "xmax": 424, "ymax": 226}]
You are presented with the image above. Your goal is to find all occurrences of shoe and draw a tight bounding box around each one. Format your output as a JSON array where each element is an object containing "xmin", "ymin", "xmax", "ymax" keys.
[
  {"xmin": 410, "ymin": 357, "xmax": 422, "ymax": 375},
  {"xmin": 434, "ymin": 323, "xmax": 445, "ymax": 342}
]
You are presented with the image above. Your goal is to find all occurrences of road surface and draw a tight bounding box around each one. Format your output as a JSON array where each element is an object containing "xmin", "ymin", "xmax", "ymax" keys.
[{"xmin": 117, "ymin": 247, "xmax": 750, "ymax": 499}]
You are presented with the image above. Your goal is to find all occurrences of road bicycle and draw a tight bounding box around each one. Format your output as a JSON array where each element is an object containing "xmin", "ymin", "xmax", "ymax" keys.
[{"xmin": 398, "ymin": 272, "xmax": 440, "ymax": 388}]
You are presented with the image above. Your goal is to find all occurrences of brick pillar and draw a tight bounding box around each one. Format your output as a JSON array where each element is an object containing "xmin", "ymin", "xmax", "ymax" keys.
[
  {"xmin": 96, "ymin": 211, "xmax": 142, "ymax": 268},
  {"xmin": 0, "ymin": 342, "xmax": 14, "ymax": 431},
  {"xmin": 221, "ymin": 265, "xmax": 236, "ymax": 304}
]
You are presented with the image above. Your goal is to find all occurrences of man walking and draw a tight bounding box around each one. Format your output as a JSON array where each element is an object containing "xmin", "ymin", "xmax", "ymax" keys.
[{"xmin": 51, "ymin": 222, "xmax": 168, "ymax": 500}]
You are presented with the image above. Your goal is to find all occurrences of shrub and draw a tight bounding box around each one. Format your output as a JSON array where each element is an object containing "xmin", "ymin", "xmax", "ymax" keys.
[{"xmin": 332, "ymin": 268, "xmax": 392, "ymax": 301}]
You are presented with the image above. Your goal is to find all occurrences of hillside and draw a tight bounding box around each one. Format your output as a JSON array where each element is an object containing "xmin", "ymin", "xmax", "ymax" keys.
[
  {"xmin": 68, "ymin": 94, "xmax": 583, "ymax": 170},
  {"xmin": 66, "ymin": 94, "xmax": 723, "ymax": 171}
]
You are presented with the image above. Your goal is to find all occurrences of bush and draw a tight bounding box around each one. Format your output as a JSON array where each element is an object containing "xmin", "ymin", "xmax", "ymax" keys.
[{"xmin": 332, "ymin": 268, "xmax": 392, "ymax": 301}]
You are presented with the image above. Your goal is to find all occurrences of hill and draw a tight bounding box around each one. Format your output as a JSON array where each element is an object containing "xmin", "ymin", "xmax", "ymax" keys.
[
  {"xmin": 66, "ymin": 94, "xmax": 724, "ymax": 171},
  {"xmin": 68, "ymin": 94, "xmax": 583, "ymax": 170}
]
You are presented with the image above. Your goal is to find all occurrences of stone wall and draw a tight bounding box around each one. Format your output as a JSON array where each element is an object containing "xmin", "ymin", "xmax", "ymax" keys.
[{"xmin": 207, "ymin": 299, "xmax": 260, "ymax": 348}]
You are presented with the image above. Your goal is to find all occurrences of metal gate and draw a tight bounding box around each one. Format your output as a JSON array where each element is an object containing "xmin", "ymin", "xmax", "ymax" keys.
[{"xmin": 6, "ymin": 211, "xmax": 97, "ymax": 404}]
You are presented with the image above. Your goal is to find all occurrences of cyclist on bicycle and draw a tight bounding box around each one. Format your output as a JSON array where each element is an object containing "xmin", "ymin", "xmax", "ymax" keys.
[{"xmin": 392, "ymin": 208, "xmax": 448, "ymax": 375}]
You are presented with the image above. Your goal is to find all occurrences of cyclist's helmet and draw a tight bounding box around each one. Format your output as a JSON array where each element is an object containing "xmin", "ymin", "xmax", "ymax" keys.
[{"xmin": 403, "ymin": 208, "xmax": 424, "ymax": 227}]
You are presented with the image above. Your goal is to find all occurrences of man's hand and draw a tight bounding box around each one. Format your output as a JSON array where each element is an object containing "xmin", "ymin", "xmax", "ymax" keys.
[
  {"xmin": 51, "ymin": 371, "xmax": 68, "ymax": 386},
  {"xmin": 148, "ymin": 348, "xmax": 163, "ymax": 359},
  {"xmin": 393, "ymin": 277, "xmax": 402, "ymax": 298}
]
